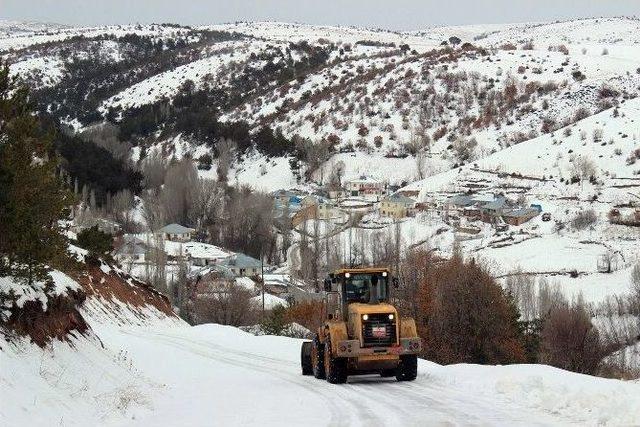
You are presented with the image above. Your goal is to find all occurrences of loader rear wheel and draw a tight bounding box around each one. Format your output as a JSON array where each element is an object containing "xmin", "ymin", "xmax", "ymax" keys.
[
  {"xmin": 301, "ymin": 342, "xmax": 313, "ymax": 375},
  {"xmin": 311, "ymin": 336, "xmax": 325, "ymax": 379},
  {"xmin": 396, "ymin": 354, "xmax": 417, "ymax": 382},
  {"xmin": 324, "ymin": 338, "xmax": 348, "ymax": 384},
  {"xmin": 380, "ymin": 369, "xmax": 396, "ymax": 378}
]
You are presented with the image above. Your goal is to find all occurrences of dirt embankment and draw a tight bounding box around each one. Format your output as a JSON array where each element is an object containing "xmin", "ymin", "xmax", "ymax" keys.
[
  {"xmin": 74, "ymin": 258, "xmax": 175, "ymax": 318},
  {"xmin": 2, "ymin": 258, "xmax": 176, "ymax": 347},
  {"xmin": 2, "ymin": 288, "xmax": 89, "ymax": 347}
]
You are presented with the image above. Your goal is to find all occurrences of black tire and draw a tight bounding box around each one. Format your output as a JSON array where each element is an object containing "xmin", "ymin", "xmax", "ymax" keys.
[
  {"xmin": 380, "ymin": 369, "xmax": 396, "ymax": 378},
  {"xmin": 312, "ymin": 336, "xmax": 325, "ymax": 379},
  {"xmin": 324, "ymin": 338, "xmax": 348, "ymax": 384},
  {"xmin": 396, "ymin": 354, "xmax": 418, "ymax": 382},
  {"xmin": 301, "ymin": 342, "xmax": 313, "ymax": 375}
]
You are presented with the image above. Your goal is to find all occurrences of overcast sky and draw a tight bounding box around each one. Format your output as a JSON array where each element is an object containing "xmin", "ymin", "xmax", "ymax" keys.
[{"xmin": 1, "ymin": 0, "xmax": 637, "ymax": 30}]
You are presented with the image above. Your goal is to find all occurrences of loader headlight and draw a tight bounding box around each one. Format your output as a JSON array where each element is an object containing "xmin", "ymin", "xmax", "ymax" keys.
[
  {"xmin": 388, "ymin": 314, "xmax": 394, "ymax": 320},
  {"xmin": 362, "ymin": 314, "xmax": 369, "ymax": 321},
  {"xmin": 345, "ymin": 272, "xmax": 351, "ymax": 278},
  {"xmin": 382, "ymin": 271, "xmax": 388, "ymax": 277}
]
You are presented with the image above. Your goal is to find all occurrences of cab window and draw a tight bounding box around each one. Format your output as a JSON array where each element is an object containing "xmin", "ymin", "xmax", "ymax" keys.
[{"xmin": 344, "ymin": 273, "xmax": 388, "ymax": 303}]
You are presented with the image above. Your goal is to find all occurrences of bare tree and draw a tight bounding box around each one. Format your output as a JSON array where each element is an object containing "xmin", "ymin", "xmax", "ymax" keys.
[
  {"xmin": 189, "ymin": 179, "xmax": 224, "ymax": 230},
  {"xmin": 568, "ymin": 154, "xmax": 598, "ymax": 186},
  {"xmin": 328, "ymin": 160, "xmax": 345, "ymax": 190},
  {"xmin": 452, "ymin": 137, "xmax": 478, "ymax": 163},
  {"xmin": 162, "ymin": 157, "xmax": 199, "ymax": 225},
  {"xmin": 142, "ymin": 152, "xmax": 167, "ymax": 190},
  {"xmin": 505, "ymin": 272, "xmax": 537, "ymax": 321},
  {"xmin": 540, "ymin": 298, "xmax": 604, "ymax": 375},
  {"xmin": 111, "ymin": 189, "xmax": 136, "ymax": 232},
  {"xmin": 142, "ymin": 191, "xmax": 166, "ymax": 231},
  {"xmin": 146, "ymin": 232, "xmax": 168, "ymax": 295},
  {"xmin": 296, "ymin": 137, "xmax": 331, "ymax": 181},
  {"xmin": 537, "ymin": 277, "xmax": 566, "ymax": 318},
  {"xmin": 631, "ymin": 262, "xmax": 640, "ymax": 315},
  {"xmin": 415, "ymin": 150, "xmax": 427, "ymax": 180},
  {"xmin": 193, "ymin": 282, "xmax": 259, "ymax": 326},
  {"xmin": 216, "ymin": 138, "xmax": 237, "ymax": 182}
]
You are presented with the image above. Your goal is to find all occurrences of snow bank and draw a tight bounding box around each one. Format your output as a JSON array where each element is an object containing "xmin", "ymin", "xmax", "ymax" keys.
[
  {"xmin": 421, "ymin": 361, "xmax": 640, "ymax": 426},
  {"xmin": 0, "ymin": 270, "xmax": 81, "ymax": 316}
]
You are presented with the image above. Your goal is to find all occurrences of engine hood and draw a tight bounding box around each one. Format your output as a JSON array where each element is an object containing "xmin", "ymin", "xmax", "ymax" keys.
[{"xmin": 348, "ymin": 303, "xmax": 397, "ymax": 316}]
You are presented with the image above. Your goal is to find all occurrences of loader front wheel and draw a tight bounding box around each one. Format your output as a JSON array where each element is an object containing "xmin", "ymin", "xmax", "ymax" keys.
[
  {"xmin": 311, "ymin": 336, "xmax": 325, "ymax": 379},
  {"xmin": 324, "ymin": 338, "xmax": 347, "ymax": 384},
  {"xmin": 301, "ymin": 341, "xmax": 313, "ymax": 375},
  {"xmin": 396, "ymin": 354, "xmax": 417, "ymax": 382}
]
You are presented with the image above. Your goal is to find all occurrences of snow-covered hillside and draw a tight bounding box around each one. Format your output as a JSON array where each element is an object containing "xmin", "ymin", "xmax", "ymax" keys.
[{"xmin": 3, "ymin": 17, "xmax": 639, "ymax": 191}]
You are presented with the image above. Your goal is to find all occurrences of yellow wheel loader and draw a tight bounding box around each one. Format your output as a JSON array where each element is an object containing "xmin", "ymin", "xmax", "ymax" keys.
[{"xmin": 300, "ymin": 267, "xmax": 421, "ymax": 384}]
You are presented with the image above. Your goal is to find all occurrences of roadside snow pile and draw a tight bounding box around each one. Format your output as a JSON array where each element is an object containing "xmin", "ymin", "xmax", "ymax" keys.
[
  {"xmin": 241, "ymin": 322, "xmax": 310, "ymax": 338},
  {"xmin": 1, "ymin": 265, "xmax": 185, "ymax": 427},
  {"xmin": 0, "ymin": 332, "xmax": 162, "ymax": 427},
  {"xmin": 421, "ymin": 361, "xmax": 640, "ymax": 426},
  {"xmin": 251, "ymin": 292, "xmax": 289, "ymax": 310}
]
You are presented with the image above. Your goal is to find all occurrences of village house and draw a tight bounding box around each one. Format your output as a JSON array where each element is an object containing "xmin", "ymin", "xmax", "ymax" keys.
[
  {"xmin": 502, "ymin": 207, "xmax": 540, "ymax": 226},
  {"xmin": 72, "ymin": 216, "xmax": 122, "ymax": 236},
  {"xmin": 445, "ymin": 194, "xmax": 538, "ymax": 226},
  {"xmin": 223, "ymin": 253, "xmax": 263, "ymax": 277},
  {"xmin": 299, "ymin": 195, "xmax": 340, "ymax": 221},
  {"xmin": 479, "ymin": 197, "xmax": 508, "ymax": 223},
  {"xmin": 345, "ymin": 176, "xmax": 385, "ymax": 198},
  {"xmin": 379, "ymin": 193, "xmax": 417, "ymax": 219},
  {"xmin": 317, "ymin": 198, "xmax": 339, "ymax": 220},
  {"xmin": 158, "ymin": 223, "xmax": 195, "ymax": 242},
  {"xmin": 183, "ymin": 242, "xmax": 232, "ymax": 267},
  {"xmin": 272, "ymin": 189, "xmax": 304, "ymax": 207},
  {"xmin": 447, "ymin": 194, "xmax": 495, "ymax": 211},
  {"xmin": 396, "ymin": 189, "xmax": 420, "ymax": 199},
  {"xmin": 113, "ymin": 236, "xmax": 149, "ymax": 264},
  {"xmin": 189, "ymin": 266, "xmax": 237, "ymax": 300},
  {"xmin": 328, "ymin": 188, "xmax": 348, "ymax": 200}
]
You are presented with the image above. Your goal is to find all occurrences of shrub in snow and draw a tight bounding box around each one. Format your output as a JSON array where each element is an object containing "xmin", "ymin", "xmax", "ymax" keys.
[
  {"xmin": 571, "ymin": 70, "xmax": 586, "ymax": 81},
  {"xmin": 521, "ymin": 41, "xmax": 534, "ymax": 50},
  {"xmin": 592, "ymin": 128, "xmax": 604, "ymax": 143},
  {"xmin": 570, "ymin": 209, "xmax": 598, "ymax": 231}
]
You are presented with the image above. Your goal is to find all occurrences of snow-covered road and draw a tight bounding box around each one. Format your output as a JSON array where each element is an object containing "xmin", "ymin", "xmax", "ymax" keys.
[{"xmin": 94, "ymin": 324, "xmax": 640, "ymax": 426}]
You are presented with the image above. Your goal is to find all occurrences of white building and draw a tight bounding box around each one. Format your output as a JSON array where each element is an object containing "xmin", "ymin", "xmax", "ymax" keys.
[
  {"xmin": 158, "ymin": 223, "xmax": 195, "ymax": 242},
  {"xmin": 183, "ymin": 242, "xmax": 233, "ymax": 267},
  {"xmin": 345, "ymin": 176, "xmax": 385, "ymax": 198}
]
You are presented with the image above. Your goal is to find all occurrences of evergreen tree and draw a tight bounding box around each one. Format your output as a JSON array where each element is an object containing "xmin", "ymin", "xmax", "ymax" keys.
[
  {"xmin": 0, "ymin": 64, "xmax": 73, "ymax": 286},
  {"xmin": 76, "ymin": 226, "xmax": 113, "ymax": 257}
]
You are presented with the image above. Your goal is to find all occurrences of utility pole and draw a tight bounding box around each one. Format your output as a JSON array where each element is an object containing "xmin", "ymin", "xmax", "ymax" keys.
[{"xmin": 261, "ymin": 249, "xmax": 265, "ymax": 319}]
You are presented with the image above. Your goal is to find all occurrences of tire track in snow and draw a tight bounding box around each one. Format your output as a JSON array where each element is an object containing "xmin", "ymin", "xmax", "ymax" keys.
[
  {"xmin": 139, "ymin": 330, "xmax": 415, "ymax": 426},
  {"xmin": 122, "ymin": 330, "xmax": 368, "ymax": 426},
  {"xmin": 121, "ymin": 329, "xmax": 566, "ymax": 426}
]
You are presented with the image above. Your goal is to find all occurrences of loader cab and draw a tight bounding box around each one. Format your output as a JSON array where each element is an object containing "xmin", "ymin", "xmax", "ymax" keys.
[{"xmin": 324, "ymin": 269, "xmax": 398, "ymax": 318}]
